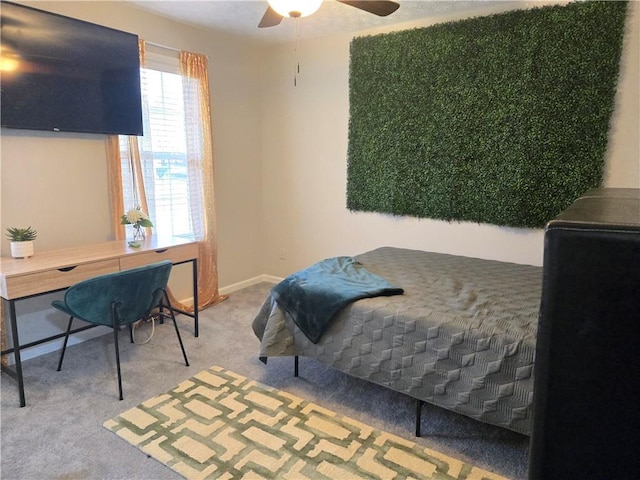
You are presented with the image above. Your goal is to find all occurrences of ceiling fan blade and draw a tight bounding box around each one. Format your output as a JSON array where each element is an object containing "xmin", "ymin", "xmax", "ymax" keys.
[
  {"xmin": 337, "ymin": 1, "xmax": 400, "ymax": 17},
  {"xmin": 258, "ymin": 5, "xmax": 283, "ymax": 28}
]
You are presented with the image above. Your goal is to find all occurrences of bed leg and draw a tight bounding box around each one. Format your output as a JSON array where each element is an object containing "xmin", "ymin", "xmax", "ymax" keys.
[
  {"xmin": 416, "ymin": 399, "xmax": 425, "ymax": 437},
  {"xmin": 294, "ymin": 356, "xmax": 299, "ymax": 377}
]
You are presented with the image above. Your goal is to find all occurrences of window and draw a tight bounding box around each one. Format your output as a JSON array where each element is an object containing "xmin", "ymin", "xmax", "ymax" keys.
[
  {"xmin": 119, "ymin": 54, "xmax": 193, "ymax": 239},
  {"xmin": 111, "ymin": 44, "xmax": 224, "ymax": 308}
]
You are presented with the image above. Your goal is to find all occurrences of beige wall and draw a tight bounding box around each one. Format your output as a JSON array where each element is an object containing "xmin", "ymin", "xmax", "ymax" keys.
[
  {"xmin": 1, "ymin": 1, "xmax": 264, "ymax": 292},
  {"xmin": 259, "ymin": 1, "xmax": 640, "ymax": 278},
  {"xmin": 604, "ymin": 0, "xmax": 640, "ymax": 187}
]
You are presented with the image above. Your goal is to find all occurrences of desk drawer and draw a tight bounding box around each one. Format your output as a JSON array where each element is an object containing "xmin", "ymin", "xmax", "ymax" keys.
[
  {"xmin": 119, "ymin": 243, "xmax": 198, "ymax": 270},
  {"xmin": 5, "ymin": 260, "xmax": 120, "ymax": 298}
]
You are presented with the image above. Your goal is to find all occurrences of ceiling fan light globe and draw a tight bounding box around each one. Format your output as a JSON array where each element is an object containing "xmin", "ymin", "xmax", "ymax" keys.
[{"xmin": 267, "ymin": 0, "xmax": 323, "ymax": 19}]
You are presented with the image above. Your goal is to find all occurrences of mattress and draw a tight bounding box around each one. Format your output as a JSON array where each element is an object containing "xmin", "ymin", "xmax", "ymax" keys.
[{"xmin": 252, "ymin": 247, "xmax": 542, "ymax": 435}]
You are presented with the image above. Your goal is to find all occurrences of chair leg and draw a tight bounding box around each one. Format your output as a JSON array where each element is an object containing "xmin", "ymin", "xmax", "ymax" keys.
[
  {"xmin": 159, "ymin": 304, "xmax": 165, "ymax": 325},
  {"xmin": 163, "ymin": 290, "xmax": 189, "ymax": 367},
  {"xmin": 111, "ymin": 304, "xmax": 124, "ymax": 401},
  {"xmin": 57, "ymin": 316, "xmax": 74, "ymax": 371},
  {"xmin": 294, "ymin": 356, "xmax": 299, "ymax": 377}
]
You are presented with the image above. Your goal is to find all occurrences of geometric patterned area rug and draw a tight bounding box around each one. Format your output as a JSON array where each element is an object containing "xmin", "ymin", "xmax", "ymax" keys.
[{"xmin": 104, "ymin": 366, "xmax": 509, "ymax": 480}]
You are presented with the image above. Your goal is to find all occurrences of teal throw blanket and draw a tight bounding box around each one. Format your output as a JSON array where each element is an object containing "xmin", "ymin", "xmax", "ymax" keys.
[{"xmin": 271, "ymin": 256, "xmax": 403, "ymax": 344}]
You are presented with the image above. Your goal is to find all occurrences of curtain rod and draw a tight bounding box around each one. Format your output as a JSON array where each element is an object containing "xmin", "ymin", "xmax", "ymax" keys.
[
  {"xmin": 145, "ymin": 40, "xmax": 209, "ymax": 60},
  {"xmin": 145, "ymin": 40, "xmax": 181, "ymax": 53}
]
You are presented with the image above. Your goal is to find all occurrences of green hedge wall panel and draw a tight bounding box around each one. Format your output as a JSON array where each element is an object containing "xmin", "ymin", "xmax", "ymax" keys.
[{"xmin": 347, "ymin": 1, "xmax": 628, "ymax": 228}]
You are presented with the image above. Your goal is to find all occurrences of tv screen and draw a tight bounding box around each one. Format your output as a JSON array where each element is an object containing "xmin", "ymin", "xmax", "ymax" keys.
[{"xmin": 1, "ymin": 1, "xmax": 143, "ymax": 135}]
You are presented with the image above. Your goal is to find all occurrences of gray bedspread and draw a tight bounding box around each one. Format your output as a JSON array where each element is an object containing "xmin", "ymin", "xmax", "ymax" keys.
[{"xmin": 252, "ymin": 246, "xmax": 542, "ymax": 435}]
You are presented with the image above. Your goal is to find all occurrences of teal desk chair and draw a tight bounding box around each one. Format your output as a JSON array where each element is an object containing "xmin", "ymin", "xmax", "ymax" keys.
[{"xmin": 52, "ymin": 260, "xmax": 189, "ymax": 400}]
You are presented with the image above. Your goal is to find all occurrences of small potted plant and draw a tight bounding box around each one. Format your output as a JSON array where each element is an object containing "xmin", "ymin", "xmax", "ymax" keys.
[{"xmin": 6, "ymin": 226, "xmax": 37, "ymax": 258}]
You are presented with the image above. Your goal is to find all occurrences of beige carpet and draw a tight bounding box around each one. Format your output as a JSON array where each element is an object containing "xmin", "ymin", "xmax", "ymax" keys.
[{"xmin": 104, "ymin": 366, "xmax": 509, "ymax": 480}]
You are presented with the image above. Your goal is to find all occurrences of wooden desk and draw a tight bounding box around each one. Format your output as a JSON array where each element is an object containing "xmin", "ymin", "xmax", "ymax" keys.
[{"xmin": 0, "ymin": 236, "xmax": 199, "ymax": 407}]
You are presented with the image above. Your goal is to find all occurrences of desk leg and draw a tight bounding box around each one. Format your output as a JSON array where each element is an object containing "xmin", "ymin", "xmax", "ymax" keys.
[
  {"xmin": 192, "ymin": 258, "xmax": 199, "ymax": 337},
  {"xmin": 7, "ymin": 299, "xmax": 26, "ymax": 407}
]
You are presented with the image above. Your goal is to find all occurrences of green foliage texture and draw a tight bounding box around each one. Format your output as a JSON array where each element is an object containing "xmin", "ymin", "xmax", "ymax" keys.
[
  {"xmin": 346, "ymin": 1, "xmax": 628, "ymax": 228},
  {"xmin": 5, "ymin": 226, "xmax": 37, "ymax": 242}
]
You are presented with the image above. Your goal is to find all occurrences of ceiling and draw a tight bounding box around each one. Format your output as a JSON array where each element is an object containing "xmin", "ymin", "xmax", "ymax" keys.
[{"xmin": 127, "ymin": 0, "xmax": 517, "ymax": 44}]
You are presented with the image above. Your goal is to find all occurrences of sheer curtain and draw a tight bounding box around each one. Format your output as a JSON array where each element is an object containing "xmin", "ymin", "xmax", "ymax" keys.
[
  {"xmin": 107, "ymin": 40, "xmax": 150, "ymax": 242},
  {"xmin": 106, "ymin": 40, "xmax": 225, "ymax": 311},
  {"xmin": 178, "ymin": 50, "xmax": 226, "ymax": 309}
]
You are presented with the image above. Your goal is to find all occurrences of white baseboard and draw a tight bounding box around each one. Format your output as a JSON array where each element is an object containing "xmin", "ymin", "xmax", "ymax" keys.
[
  {"xmin": 5, "ymin": 274, "xmax": 281, "ymax": 364},
  {"xmin": 5, "ymin": 325, "xmax": 112, "ymax": 365},
  {"xmin": 219, "ymin": 274, "xmax": 281, "ymax": 295}
]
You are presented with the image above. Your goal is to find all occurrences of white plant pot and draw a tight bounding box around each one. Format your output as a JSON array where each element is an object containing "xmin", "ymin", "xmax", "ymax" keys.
[{"xmin": 11, "ymin": 241, "xmax": 34, "ymax": 258}]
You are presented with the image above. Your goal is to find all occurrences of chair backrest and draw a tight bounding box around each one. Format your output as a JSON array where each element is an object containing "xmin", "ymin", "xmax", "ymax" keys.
[{"xmin": 62, "ymin": 260, "xmax": 173, "ymax": 326}]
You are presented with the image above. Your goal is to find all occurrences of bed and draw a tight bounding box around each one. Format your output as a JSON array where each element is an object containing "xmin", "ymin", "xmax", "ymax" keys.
[{"xmin": 252, "ymin": 247, "xmax": 542, "ymax": 435}]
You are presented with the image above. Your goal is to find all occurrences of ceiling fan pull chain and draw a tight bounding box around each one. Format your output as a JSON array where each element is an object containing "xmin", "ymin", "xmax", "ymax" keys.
[{"xmin": 294, "ymin": 17, "xmax": 300, "ymax": 87}]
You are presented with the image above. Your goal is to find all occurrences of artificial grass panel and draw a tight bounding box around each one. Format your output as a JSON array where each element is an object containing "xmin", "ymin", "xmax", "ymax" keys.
[{"xmin": 347, "ymin": 1, "xmax": 628, "ymax": 228}]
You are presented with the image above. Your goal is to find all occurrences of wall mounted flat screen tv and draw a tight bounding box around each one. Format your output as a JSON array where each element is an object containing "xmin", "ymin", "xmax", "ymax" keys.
[{"xmin": 1, "ymin": 1, "xmax": 143, "ymax": 135}]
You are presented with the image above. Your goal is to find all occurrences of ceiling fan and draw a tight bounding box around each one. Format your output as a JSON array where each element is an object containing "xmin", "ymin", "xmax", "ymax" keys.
[{"xmin": 258, "ymin": 0, "xmax": 400, "ymax": 28}]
